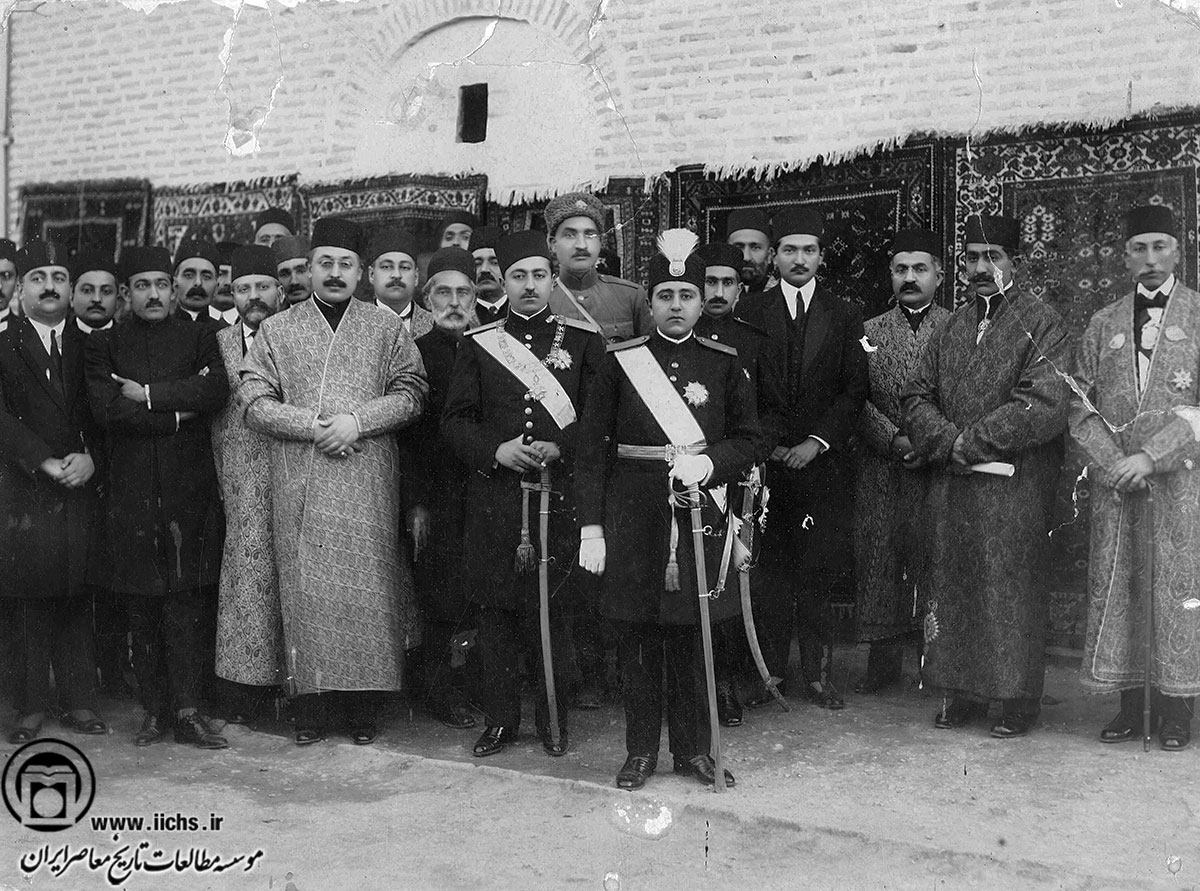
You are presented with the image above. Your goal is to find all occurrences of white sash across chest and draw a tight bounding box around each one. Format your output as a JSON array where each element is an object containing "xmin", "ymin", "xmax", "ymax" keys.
[{"xmin": 473, "ymin": 326, "xmax": 577, "ymax": 430}]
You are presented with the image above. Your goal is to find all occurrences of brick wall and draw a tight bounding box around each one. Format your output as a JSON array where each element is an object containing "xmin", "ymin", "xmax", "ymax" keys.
[{"xmin": 7, "ymin": 0, "xmax": 1200, "ymax": 231}]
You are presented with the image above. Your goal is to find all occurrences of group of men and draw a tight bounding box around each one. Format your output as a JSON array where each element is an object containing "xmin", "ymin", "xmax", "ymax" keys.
[{"xmin": 1, "ymin": 189, "xmax": 1197, "ymax": 795}]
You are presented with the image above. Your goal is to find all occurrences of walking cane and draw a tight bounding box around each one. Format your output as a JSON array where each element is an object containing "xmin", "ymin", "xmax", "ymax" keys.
[
  {"xmin": 1140, "ymin": 485, "xmax": 1155, "ymax": 753},
  {"xmin": 687, "ymin": 482, "xmax": 726, "ymax": 792},
  {"xmin": 537, "ymin": 467, "xmax": 560, "ymax": 748}
]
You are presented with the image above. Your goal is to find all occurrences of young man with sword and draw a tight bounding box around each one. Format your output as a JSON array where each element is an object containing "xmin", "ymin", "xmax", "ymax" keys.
[
  {"xmin": 443, "ymin": 231, "xmax": 606, "ymax": 759},
  {"xmin": 576, "ymin": 230, "xmax": 760, "ymax": 791}
]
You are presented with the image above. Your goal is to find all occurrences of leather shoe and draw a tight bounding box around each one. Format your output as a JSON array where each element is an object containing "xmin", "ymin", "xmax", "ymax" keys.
[
  {"xmin": 806, "ymin": 683, "xmax": 845, "ymax": 710},
  {"xmin": 472, "ymin": 725, "xmax": 515, "ymax": 757},
  {"xmin": 934, "ymin": 699, "xmax": 987, "ymax": 729},
  {"xmin": 63, "ymin": 712, "xmax": 108, "ymax": 735},
  {"xmin": 538, "ymin": 727, "xmax": 569, "ymax": 757},
  {"xmin": 716, "ymin": 679, "xmax": 743, "ymax": 727},
  {"xmin": 429, "ymin": 700, "xmax": 476, "ymax": 729},
  {"xmin": 673, "ymin": 754, "xmax": 736, "ymax": 787},
  {"xmin": 350, "ymin": 724, "xmax": 378, "ymax": 746},
  {"xmin": 1160, "ymin": 719, "xmax": 1191, "ymax": 751},
  {"xmin": 990, "ymin": 713, "xmax": 1037, "ymax": 739},
  {"xmin": 744, "ymin": 681, "xmax": 784, "ymax": 709},
  {"xmin": 174, "ymin": 713, "xmax": 229, "ymax": 750},
  {"xmin": 616, "ymin": 753, "xmax": 657, "ymax": 790},
  {"xmin": 8, "ymin": 719, "xmax": 41, "ymax": 745},
  {"xmin": 135, "ymin": 713, "xmax": 167, "ymax": 747},
  {"xmin": 294, "ymin": 727, "xmax": 325, "ymax": 746},
  {"xmin": 1099, "ymin": 710, "xmax": 1140, "ymax": 744}
]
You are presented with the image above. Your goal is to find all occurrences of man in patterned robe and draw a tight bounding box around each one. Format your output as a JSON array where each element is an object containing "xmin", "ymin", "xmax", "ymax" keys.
[
  {"xmin": 853, "ymin": 229, "xmax": 951, "ymax": 694},
  {"xmin": 1070, "ymin": 204, "xmax": 1200, "ymax": 751},
  {"xmin": 901, "ymin": 213, "xmax": 1071, "ymax": 739},
  {"xmin": 240, "ymin": 218, "xmax": 428, "ymax": 746},
  {"xmin": 211, "ymin": 246, "xmax": 286, "ymax": 725}
]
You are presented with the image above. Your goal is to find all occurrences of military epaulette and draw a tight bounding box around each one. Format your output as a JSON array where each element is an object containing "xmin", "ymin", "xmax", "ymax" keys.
[
  {"xmin": 697, "ymin": 335, "xmax": 738, "ymax": 356},
  {"xmin": 732, "ymin": 316, "xmax": 768, "ymax": 337},
  {"xmin": 606, "ymin": 335, "xmax": 650, "ymax": 353},
  {"xmin": 598, "ymin": 274, "xmax": 642, "ymax": 292},
  {"xmin": 465, "ymin": 319, "xmax": 505, "ymax": 336},
  {"xmin": 559, "ymin": 316, "xmax": 601, "ymax": 334}
]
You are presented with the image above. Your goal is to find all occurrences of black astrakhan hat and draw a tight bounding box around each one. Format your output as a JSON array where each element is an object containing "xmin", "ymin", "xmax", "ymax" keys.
[
  {"xmin": 120, "ymin": 246, "xmax": 174, "ymax": 282},
  {"xmin": 367, "ymin": 229, "xmax": 420, "ymax": 265},
  {"xmin": 254, "ymin": 207, "xmax": 295, "ymax": 235},
  {"xmin": 772, "ymin": 207, "xmax": 824, "ymax": 241},
  {"xmin": 231, "ymin": 245, "xmax": 279, "ymax": 281},
  {"xmin": 16, "ymin": 240, "xmax": 71, "ymax": 278},
  {"xmin": 272, "ymin": 236, "xmax": 309, "ymax": 264},
  {"xmin": 495, "ymin": 231, "xmax": 553, "ymax": 273},
  {"xmin": 963, "ymin": 214, "xmax": 1020, "ymax": 255},
  {"xmin": 468, "ymin": 225, "xmax": 501, "ymax": 253},
  {"xmin": 173, "ymin": 236, "xmax": 220, "ymax": 271},
  {"xmin": 310, "ymin": 217, "xmax": 365, "ymax": 258},
  {"xmin": 71, "ymin": 247, "xmax": 119, "ymax": 280},
  {"xmin": 425, "ymin": 247, "xmax": 476, "ymax": 282},
  {"xmin": 1125, "ymin": 205, "xmax": 1176, "ymax": 240},
  {"xmin": 725, "ymin": 208, "xmax": 772, "ymax": 240},
  {"xmin": 699, "ymin": 242, "xmax": 744, "ymax": 272},
  {"xmin": 890, "ymin": 228, "xmax": 942, "ymax": 261}
]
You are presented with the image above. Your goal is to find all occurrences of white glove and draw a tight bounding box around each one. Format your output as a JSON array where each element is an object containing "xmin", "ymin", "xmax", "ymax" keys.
[
  {"xmin": 579, "ymin": 527, "xmax": 606, "ymax": 575},
  {"xmin": 669, "ymin": 454, "xmax": 713, "ymax": 487}
]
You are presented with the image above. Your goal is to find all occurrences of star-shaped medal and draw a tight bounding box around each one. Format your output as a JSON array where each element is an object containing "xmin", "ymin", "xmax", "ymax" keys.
[
  {"xmin": 545, "ymin": 348, "xmax": 572, "ymax": 370},
  {"xmin": 682, "ymin": 381, "xmax": 709, "ymax": 407},
  {"xmin": 1170, "ymin": 368, "xmax": 1194, "ymax": 392}
]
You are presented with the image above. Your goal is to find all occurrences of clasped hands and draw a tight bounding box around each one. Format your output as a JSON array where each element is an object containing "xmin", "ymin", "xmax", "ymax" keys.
[
  {"xmin": 1100, "ymin": 452, "xmax": 1155, "ymax": 494},
  {"xmin": 39, "ymin": 453, "xmax": 94, "ymax": 489},
  {"xmin": 769, "ymin": 436, "xmax": 824, "ymax": 471},
  {"xmin": 314, "ymin": 414, "xmax": 361, "ymax": 458},
  {"xmin": 494, "ymin": 436, "xmax": 561, "ymax": 472}
]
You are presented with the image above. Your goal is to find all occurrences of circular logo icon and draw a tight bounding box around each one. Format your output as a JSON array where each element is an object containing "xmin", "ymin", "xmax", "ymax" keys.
[{"xmin": 2, "ymin": 739, "xmax": 95, "ymax": 831}]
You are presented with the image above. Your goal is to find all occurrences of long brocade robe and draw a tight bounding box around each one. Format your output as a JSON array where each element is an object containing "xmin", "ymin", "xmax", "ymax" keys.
[
  {"xmin": 212, "ymin": 321, "xmax": 284, "ymax": 687},
  {"xmin": 239, "ymin": 298, "xmax": 428, "ymax": 694},
  {"xmin": 1070, "ymin": 283, "xmax": 1200, "ymax": 696},
  {"xmin": 853, "ymin": 303, "xmax": 950, "ymax": 643},
  {"xmin": 901, "ymin": 290, "xmax": 1071, "ymax": 701}
]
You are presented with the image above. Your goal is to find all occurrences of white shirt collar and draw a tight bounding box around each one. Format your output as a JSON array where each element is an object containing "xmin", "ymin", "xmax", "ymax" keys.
[
  {"xmin": 242, "ymin": 322, "xmax": 258, "ymax": 348},
  {"xmin": 29, "ymin": 316, "xmax": 66, "ymax": 356},
  {"xmin": 210, "ymin": 305, "xmax": 239, "ymax": 325},
  {"xmin": 779, "ymin": 278, "xmax": 817, "ymax": 319},
  {"xmin": 477, "ymin": 295, "xmax": 508, "ymax": 311},
  {"xmin": 1137, "ymin": 274, "xmax": 1176, "ymax": 298},
  {"xmin": 376, "ymin": 299, "xmax": 413, "ymax": 320},
  {"xmin": 184, "ymin": 308, "xmax": 201, "ymax": 321},
  {"xmin": 656, "ymin": 329, "xmax": 694, "ymax": 344},
  {"xmin": 76, "ymin": 317, "xmax": 113, "ymax": 334}
]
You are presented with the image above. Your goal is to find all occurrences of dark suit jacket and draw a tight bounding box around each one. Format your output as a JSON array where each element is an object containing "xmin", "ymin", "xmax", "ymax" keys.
[
  {"xmin": 738, "ymin": 283, "xmax": 869, "ymax": 570},
  {"xmin": 0, "ymin": 319, "xmax": 99, "ymax": 598}
]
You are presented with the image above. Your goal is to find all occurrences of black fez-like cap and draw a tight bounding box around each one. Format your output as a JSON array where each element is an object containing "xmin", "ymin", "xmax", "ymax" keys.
[
  {"xmin": 436, "ymin": 210, "xmax": 477, "ymax": 240},
  {"xmin": 495, "ymin": 231, "xmax": 553, "ymax": 273},
  {"xmin": 231, "ymin": 245, "xmax": 279, "ymax": 282},
  {"xmin": 254, "ymin": 207, "xmax": 295, "ymax": 235},
  {"xmin": 890, "ymin": 228, "xmax": 942, "ymax": 261},
  {"xmin": 120, "ymin": 246, "xmax": 173, "ymax": 283},
  {"xmin": 726, "ymin": 208, "xmax": 772, "ymax": 240},
  {"xmin": 71, "ymin": 247, "xmax": 119, "ymax": 280},
  {"xmin": 311, "ymin": 217, "xmax": 365, "ymax": 257},
  {"xmin": 964, "ymin": 214, "xmax": 1020, "ymax": 254},
  {"xmin": 174, "ymin": 237, "xmax": 220, "ymax": 272},
  {"xmin": 468, "ymin": 225, "xmax": 501, "ymax": 253},
  {"xmin": 215, "ymin": 241, "xmax": 240, "ymax": 266},
  {"xmin": 772, "ymin": 207, "xmax": 824, "ymax": 241},
  {"xmin": 0, "ymin": 238, "xmax": 16, "ymax": 265},
  {"xmin": 425, "ymin": 247, "xmax": 476, "ymax": 282},
  {"xmin": 16, "ymin": 241, "xmax": 71, "ymax": 279},
  {"xmin": 367, "ymin": 228, "xmax": 420, "ymax": 265},
  {"xmin": 1125, "ymin": 205, "xmax": 1176, "ymax": 240},
  {"xmin": 272, "ymin": 235, "xmax": 309, "ymax": 264},
  {"xmin": 699, "ymin": 242, "xmax": 743, "ymax": 272}
]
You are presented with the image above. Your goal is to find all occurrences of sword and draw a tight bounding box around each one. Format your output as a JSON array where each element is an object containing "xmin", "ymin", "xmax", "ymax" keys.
[
  {"xmin": 1138, "ymin": 485, "xmax": 1155, "ymax": 753},
  {"xmin": 530, "ymin": 468, "xmax": 560, "ymax": 747},
  {"xmin": 687, "ymin": 482, "xmax": 726, "ymax": 792},
  {"xmin": 736, "ymin": 470, "xmax": 788, "ymax": 711}
]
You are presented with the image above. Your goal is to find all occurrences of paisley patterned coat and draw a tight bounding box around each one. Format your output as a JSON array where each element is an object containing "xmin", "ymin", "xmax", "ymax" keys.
[
  {"xmin": 240, "ymin": 298, "xmax": 428, "ymax": 694},
  {"xmin": 212, "ymin": 322, "xmax": 284, "ymax": 687},
  {"xmin": 852, "ymin": 303, "xmax": 950, "ymax": 642},
  {"xmin": 1070, "ymin": 282, "xmax": 1200, "ymax": 696},
  {"xmin": 902, "ymin": 290, "xmax": 1071, "ymax": 701}
]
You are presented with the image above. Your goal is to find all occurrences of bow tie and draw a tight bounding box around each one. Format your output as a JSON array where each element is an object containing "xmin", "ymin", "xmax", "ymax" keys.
[{"xmin": 1135, "ymin": 290, "xmax": 1169, "ymax": 311}]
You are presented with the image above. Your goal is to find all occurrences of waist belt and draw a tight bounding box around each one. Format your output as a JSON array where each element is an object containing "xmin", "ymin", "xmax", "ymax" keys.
[{"xmin": 616, "ymin": 443, "xmax": 706, "ymax": 461}]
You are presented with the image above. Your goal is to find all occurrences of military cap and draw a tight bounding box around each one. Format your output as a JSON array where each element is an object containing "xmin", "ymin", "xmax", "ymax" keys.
[
  {"xmin": 725, "ymin": 208, "xmax": 772, "ymax": 240},
  {"xmin": 426, "ymin": 246, "xmax": 476, "ymax": 282},
  {"xmin": 254, "ymin": 207, "xmax": 295, "ymax": 235},
  {"xmin": 311, "ymin": 217, "xmax": 365, "ymax": 257},
  {"xmin": 1125, "ymin": 205, "xmax": 1176, "ymax": 240},
  {"xmin": 495, "ymin": 231, "xmax": 553, "ymax": 273},
  {"xmin": 890, "ymin": 228, "xmax": 942, "ymax": 262},
  {"xmin": 772, "ymin": 207, "xmax": 824, "ymax": 242},
  {"xmin": 699, "ymin": 243, "xmax": 744, "ymax": 272},
  {"xmin": 367, "ymin": 229, "xmax": 420, "ymax": 265},
  {"xmin": 231, "ymin": 245, "xmax": 279, "ymax": 281},
  {"xmin": 544, "ymin": 192, "xmax": 605, "ymax": 237},
  {"xmin": 648, "ymin": 229, "xmax": 704, "ymax": 293},
  {"xmin": 963, "ymin": 214, "xmax": 1020, "ymax": 255},
  {"xmin": 120, "ymin": 246, "xmax": 174, "ymax": 283}
]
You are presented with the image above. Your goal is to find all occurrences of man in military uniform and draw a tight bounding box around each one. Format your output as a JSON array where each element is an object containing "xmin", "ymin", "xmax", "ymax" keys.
[
  {"xmin": 546, "ymin": 191, "xmax": 652, "ymax": 344},
  {"xmin": 576, "ymin": 230, "xmax": 759, "ymax": 790},
  {"xmin": 442, "ymin": 231, "xmax": 606, "ymax": 758},
  {"xmin": 403, "ymin": 247, "xmax": 480, "ymax": 729},
  {"xmin": 469, "ymin": 226, "xmax": 507, "ymax": 325},
  {"xmin": 726, "ymin": 209, "xmax": 775, "ymax": 294},
  {"xmin": 694, "ymin": 242, "xmax": 786, "ymax": 726},
  {"xmin": 853, "ymin": 228, "xmax": 951, "ymax": 694},
  {"xmin": 273, "ymin": 236, "xmax": 312, "ymax": 306}
]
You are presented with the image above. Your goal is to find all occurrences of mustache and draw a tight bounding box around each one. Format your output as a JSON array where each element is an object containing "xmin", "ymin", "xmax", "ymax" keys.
[
  {"xmin": 790, "ymin": 264, "xmax": 809, "ymax": 273},
  {"xmin": 286, "ymin": 283, "xmax": 307, "ymax": 294},
  {"xmin": 245, "ymin": 299, "xmax": 272, "ymax": 313},
  {"xmin": 144, "ymin": 298, "xmax": 163, "ymax": 308},
  {"xmin": 477, "ymin": 271, "xmax": 497, "ymax": 283},
  {"xmin": 384, "ymin": 278, "xmax": 408, "ymax": 288},
  {"xmin": 323, "ymin": 277, "xmax": 347, "ymax": 288},
  {"xmin": 186, "ymin": 285, "xmax": 207, "ymax": 298},
  {"xmin": 39, "ymin": 290, "xmax": 59, "ymax": 300},
  {"xmin": 899, "ymin": 283, "xmax": 921, "ymax": 292},
  {"xmin": 970, "ymin": 273, "xmax": 997, "ymax": 284},
  {"xmin": 572, "ymin": 250, "xmax": 591, "ymax": 258}
]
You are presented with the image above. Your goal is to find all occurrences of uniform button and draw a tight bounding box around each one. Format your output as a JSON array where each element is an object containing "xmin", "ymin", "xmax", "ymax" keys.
[
  {"xmin": 1186, "ymin": 458, "xmax": 1196, "ymax": 471},
  {"xmin": 524, "ymin": 435, "xmax": 534, "ymax": 444},
  {"xmin": 524, "ymin": 407, "xmax": 533, "ymax": 415},
  {"xmin": 670, "ymin": 362, "xmax": 679, "ymax": 368},
  {"xmin": 525, "ymin": 421, "xmax": 534, "ymax": 429},
  {"xmin": 669, "ymin": 375, "xmax": 677, "ymax": 382},
  {"xmin": 523, "ymin": 393, "xmax": 532, "ymax": 401},
  {"xmin": 524, "ymin": 334, "xmax": 532, "ymax": 340},
  {"xmin": 711, "ymin": 334, "xmax": 720, "ymax": 340}
]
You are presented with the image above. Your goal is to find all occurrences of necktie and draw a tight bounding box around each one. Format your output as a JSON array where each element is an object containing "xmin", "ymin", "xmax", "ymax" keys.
[
  {"xmin": 244, "ymin": 329, "xmax": 255, "ymax": 356},
  {"xmin": 49, "ymin": 329, "xmax": 64, "ymax": 393}
]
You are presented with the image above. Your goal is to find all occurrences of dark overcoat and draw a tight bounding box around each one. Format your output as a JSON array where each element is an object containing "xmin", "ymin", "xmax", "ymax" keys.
[
  {"xmin": 738, "ymin": 283, "xmax": 869, "ymax": 574},
  {"xmin": 441, "ymin": 309, "xmax": 606, "ymax": 611},
  {"xmin": 574, "ymin": 332, "xmax": 760, "ymax": 625},
  {"xmin": 85, "ymin": 313, "xmax": 228, "ymax": 597},
  {"xmin": 0, "ymin": 319, "xmax": 98, "ymax": 599}
]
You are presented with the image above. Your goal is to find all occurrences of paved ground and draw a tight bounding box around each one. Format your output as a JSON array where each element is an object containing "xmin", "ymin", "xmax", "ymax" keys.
[{"xmin": 2, "ymin": 648, "xmax": 1198, "ymax": 890}]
